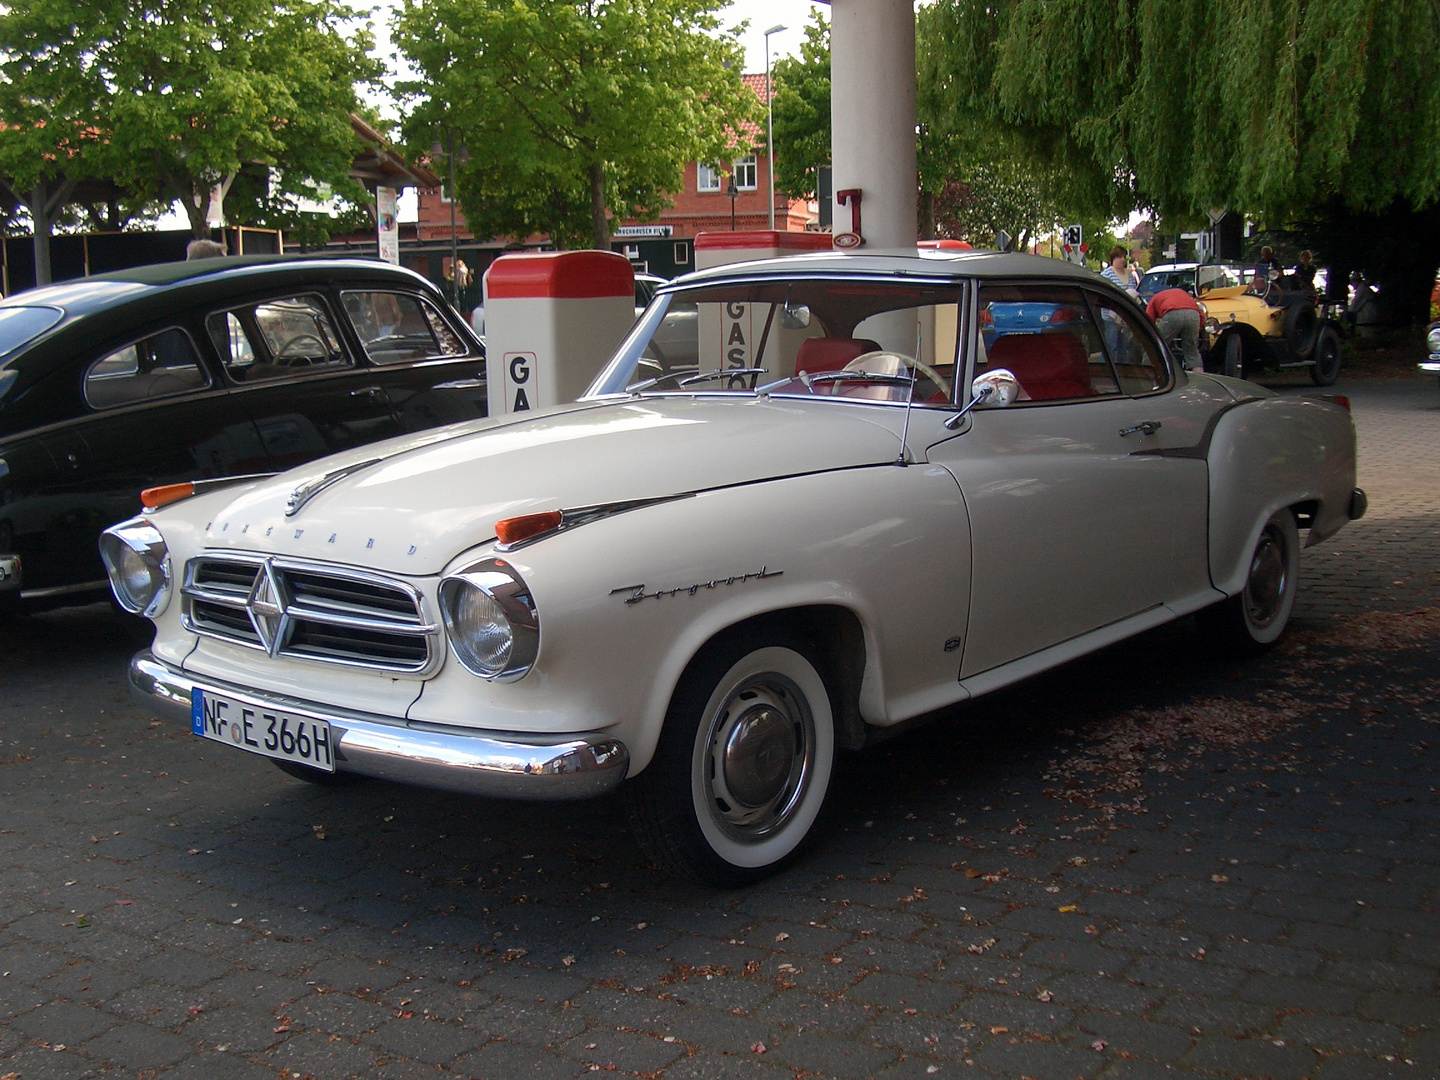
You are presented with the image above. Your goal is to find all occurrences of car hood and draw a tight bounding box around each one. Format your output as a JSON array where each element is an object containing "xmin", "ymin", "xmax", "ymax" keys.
[{"xmin": 196, "ymin": 397, "xmax": 908, "ymax": 574}]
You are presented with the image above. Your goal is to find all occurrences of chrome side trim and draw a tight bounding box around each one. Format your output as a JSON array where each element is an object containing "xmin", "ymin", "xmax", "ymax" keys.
[
  {"xmin": 20, "ymin": 578, "xmax": 109, "ymax": 600},
  {"xmin": 495, "ymin": 494, "xmax": 694, "ymax": 552},
  {"xmin": 128, "ymin": 652, "xmax": 629, "ymax": 800}
]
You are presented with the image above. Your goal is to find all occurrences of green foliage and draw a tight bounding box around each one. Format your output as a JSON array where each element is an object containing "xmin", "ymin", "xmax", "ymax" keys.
[
  {"xmin": 0, "ymin": 0, "xmax": 379, "ymax": 244},
  {"xmin": 769, "ymin": 12, "xmax": 830, "ymax": 200},
  {"xmin": 922, "ymin": 0, "xmax": 1440, "ymax": 221},
  {"xmin": 97, "ymin": 0, "xmax": 381, "ymax": 237},
  {"xmin": 394, "ymin": 0, "xmax": 760, "ymax": 250}
]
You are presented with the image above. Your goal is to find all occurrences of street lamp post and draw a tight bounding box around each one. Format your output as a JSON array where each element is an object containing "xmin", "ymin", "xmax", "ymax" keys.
[
  {"xmin": 763, "ymin": 24, "xmax": 786, "ymax": 232},
  {"xmin": 727, "ymin": 178, "xmax": 739, "ymax": 231},
  {"xmin": 430, "ymin": 130, "xmax": 469, "ymax": 308}
]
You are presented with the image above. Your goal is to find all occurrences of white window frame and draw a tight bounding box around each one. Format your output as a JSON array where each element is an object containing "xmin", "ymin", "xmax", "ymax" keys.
[
  {"xmin": 696, "ymin": 163, "xmax": 722, "ymax": 193},
  {"xmin": 733, "ymin": 155, "xmax": 758, "ymax": 191}
]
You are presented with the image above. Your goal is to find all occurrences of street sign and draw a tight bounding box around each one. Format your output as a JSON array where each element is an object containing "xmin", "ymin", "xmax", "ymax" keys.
[
  {"xmin": 995, "ymin": 229, "xmax": 1012, "ymax": 252},
  {"xmin": 1064, "ymin": 224, "xmax": 1083, "ymax": 247},
  {"xmin": 1207, "ymin": 206, "xmax": 1227, "ymax": 225}
]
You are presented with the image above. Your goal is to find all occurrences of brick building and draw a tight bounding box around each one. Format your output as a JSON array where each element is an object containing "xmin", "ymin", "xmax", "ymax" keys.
[{"xmin": 409, "ymin": 73, "xmax": 817, "ymax": 285}]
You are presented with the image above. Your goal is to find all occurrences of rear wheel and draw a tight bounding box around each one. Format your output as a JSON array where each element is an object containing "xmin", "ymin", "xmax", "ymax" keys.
[
  {"xmin": 1198, "ymin": 509, "xmax": 1299, "ymax": 655},
  {"xmin": 1310, "ymin": 325, "xmax": 1342, "ymax": 386},
  {"xmin": 626, "ymin": 633, "xmax": 837, "ymax": 886},
  {"xmin": 1223, "ymin": 333, "xmax": 1245, "ymax": 379}
]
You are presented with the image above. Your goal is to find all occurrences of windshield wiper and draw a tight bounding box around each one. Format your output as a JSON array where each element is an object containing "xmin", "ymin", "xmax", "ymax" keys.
[
  {"xmin": 800, "ymin": 369, "xmax": 916, "ymax": 391},
  {"xmin": 627, "ymin": 367, "xmax": 771, "ymax": 393}
]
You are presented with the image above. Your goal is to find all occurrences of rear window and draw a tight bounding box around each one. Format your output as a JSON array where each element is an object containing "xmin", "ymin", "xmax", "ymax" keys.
[{"xmin": 0, "ymin": 306, "xmax": 63, "ymax": 356}]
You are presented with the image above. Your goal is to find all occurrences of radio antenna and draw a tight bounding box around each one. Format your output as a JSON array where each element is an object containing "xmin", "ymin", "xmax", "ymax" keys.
[{"xmin": 893, "ymin": 317, "xmax": 922, "ymax": 466}]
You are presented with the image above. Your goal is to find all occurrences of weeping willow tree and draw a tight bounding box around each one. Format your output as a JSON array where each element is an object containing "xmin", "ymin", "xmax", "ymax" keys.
[{"xmin": 922, "ymin": 0, "xmax": 1440, "ymax": 322}]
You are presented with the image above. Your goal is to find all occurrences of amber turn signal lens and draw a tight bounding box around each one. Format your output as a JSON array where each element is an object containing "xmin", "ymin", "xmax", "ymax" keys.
[
  {"xmin": 495, "ymin": 510, "xmax": 563, "ymax": 546},
  {"xmin": 140, "ymin": 482, "xmax": 195, "ymax": 511}
]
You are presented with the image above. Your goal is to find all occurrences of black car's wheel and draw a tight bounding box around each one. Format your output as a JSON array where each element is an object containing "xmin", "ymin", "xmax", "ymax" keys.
[
  {"xmin": 626, "ymin": 633, "xmax": 837, "ymax": 886},
  {"xmin": 272, "ymin": 759, "xmax": 362, "ymax": 786},
  {"xmin": 1310, "ymin": 325, "xmax": 1342, "ymax": 386},
  {"xmin": 1223, "ymin": 333, "xmax": 1245, "ymax": 379},
  {"xmin": 1198, "ymin": 509, "xmax": 1299, "ymax": 655}
]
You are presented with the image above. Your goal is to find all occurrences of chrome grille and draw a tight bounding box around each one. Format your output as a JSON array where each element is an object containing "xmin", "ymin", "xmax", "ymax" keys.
[{"xmin": 182, "ymin": 554, "xmax": 438, "ymax": 673}]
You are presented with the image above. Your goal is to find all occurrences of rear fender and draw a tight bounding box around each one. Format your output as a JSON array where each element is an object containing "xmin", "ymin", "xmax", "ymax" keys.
[{"xmin": 1208, "ymin": 397, "xmax": 1358, "ymax": 596}]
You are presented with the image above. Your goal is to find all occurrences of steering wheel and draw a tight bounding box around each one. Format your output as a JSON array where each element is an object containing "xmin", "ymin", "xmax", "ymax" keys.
[
  {"xmin": 844, "ymin": 350, "xmax": 952, "ymax": 399},
  {"xmin": 273, "ymin": 333, "xmax": 329, "ymax": 365}
]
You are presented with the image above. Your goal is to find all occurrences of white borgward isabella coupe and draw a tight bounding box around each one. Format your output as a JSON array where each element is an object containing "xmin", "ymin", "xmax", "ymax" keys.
[{"xmin": 105, "ymin": 250, "xmax": 1366, "ymax": 886}]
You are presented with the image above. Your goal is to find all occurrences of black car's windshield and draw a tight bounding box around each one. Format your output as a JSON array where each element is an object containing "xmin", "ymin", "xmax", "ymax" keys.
[
  {"xmin": 0, "ymin": 305, "xmax": 63, "ymax": 358},
  {"xmin": 587, "ymin": 278, "xmax": 965, "ymax": 406},
  {"xmin": 1138, "ymin": 269, "xmax": 1195, "ymax": 299}
]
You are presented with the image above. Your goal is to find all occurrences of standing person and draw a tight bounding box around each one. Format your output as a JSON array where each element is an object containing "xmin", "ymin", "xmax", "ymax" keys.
[
  {"xmin": 185, "ymin": 238, "xmax": 226, "ymax": 260},
  {"xmin": 1101, "ymin": 245, "xmax": 1136, "ymax": 295},
  {"xmin": 1146, "ymin": 287, "xmax": 1204, "ymax": 372},
  {"xmin": 1294, "ymin": 249, "xmax": 1318, "ymax": 295}
]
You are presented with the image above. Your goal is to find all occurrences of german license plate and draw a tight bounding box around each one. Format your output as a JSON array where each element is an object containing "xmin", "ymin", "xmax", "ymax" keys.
[{"xmin": 191, "ymin": 688, "xmax": 335, "ymax": 772}]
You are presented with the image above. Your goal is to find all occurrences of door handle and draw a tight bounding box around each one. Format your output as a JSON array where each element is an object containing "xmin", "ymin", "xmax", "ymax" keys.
[
  {"xmin": 1119, "ymin": 420, "xmax": 1162, "ymax": 436},
  {"xmin": 350, "ymin": 386, "xmax": 384, "ymax": 399}
]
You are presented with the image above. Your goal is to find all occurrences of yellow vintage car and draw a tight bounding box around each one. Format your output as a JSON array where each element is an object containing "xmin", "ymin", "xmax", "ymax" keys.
[{"xmin": 1196, "ymin": 276, "xmax": 1343, "ymax": 386}]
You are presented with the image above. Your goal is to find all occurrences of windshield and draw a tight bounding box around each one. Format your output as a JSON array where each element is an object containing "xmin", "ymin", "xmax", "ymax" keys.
[
  {"xmin": 585, "ymin": 277, "xmax": 965, "ymax": 407},
  {"xmin": 1138, "ymin": 269, "xmax": 1195, "ymax": 299},
  {"xmin": 0, "ymin": 305, "xmax": 63, "ymax": 357}
]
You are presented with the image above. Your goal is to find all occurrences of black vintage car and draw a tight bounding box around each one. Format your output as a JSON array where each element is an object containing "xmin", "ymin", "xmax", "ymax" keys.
[{"xmin": 0, "ymin": 256, "xmax": 487, "ymax": 617}]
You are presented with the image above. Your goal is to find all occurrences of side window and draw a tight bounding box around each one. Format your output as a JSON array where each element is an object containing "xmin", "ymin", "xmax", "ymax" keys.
[
  {"xmin": 976, "ymin": 285, "xmax": 1119, "ymax": 402},
  {"xmin": 208, "ymin": 296, "xmax": 350, "ymax": 382},
  {"xmin": 83, "ymin": 328, "xmax": 211, "ymax": 409},
  {"xmin": 1088, "ymin": 293, "xmax": 1170, "ymax": 395},
  {"xmin": 340, "ymin": 291, "xmax": 466, "ymax": 364}
]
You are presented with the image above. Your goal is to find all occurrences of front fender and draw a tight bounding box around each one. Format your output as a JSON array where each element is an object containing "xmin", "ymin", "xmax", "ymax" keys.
[
  {"xmin": 1208, "ymin": 396, "xmax": 1358, "ymax": 597},
  {"xmin": 410, "ymin": 463, "xmax": 972, "ymax": 776}
]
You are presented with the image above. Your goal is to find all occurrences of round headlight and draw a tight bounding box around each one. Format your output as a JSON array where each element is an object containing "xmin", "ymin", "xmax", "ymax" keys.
[
  {"xmin": 1427, "ymin": 326, "xmax": 1440, "ymax": 353},
  {"xmin": 1204, "ymin": 317, "xmax": 1220, "ymax": 335},
  {"xmin": 438, "ymin": 559, "xmax": 539, "ymax": 681},
  {"xmin": 99, "ymin": 519, "xmax": 171, "ymax": 617}
]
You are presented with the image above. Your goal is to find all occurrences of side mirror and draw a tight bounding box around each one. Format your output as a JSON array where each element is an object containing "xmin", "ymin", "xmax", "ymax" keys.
[{"xmin": 944, "ymin": 369, "xmax": 1020, "ymax": 428}]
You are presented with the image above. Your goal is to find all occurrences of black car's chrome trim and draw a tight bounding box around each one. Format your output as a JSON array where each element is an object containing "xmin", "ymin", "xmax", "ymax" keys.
[
  {"xmin": 182, "ymin": 553, "xmax": 440, "ymax": 674},
  {"xmin": 20, "ymin": 578, "xmax": 108, "ymax": 600},
  {"xmin": 128, "ymin": 651, "xmax": 629, "ymax": 800}
]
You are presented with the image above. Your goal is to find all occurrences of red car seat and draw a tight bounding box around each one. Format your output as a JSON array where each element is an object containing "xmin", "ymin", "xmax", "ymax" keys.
[
  {"xmin": 987, "ymin": 333, "xmax": 1093, "ymax": 400},
  {"xmin": 794, "ymin": 337, "xmax": 882, "ymax": 376}
]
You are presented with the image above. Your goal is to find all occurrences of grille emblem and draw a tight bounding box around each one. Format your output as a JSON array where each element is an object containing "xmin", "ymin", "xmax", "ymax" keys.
[{"xmin": 246, "ymin": 560, "xmax": 289, "ymax": 657}]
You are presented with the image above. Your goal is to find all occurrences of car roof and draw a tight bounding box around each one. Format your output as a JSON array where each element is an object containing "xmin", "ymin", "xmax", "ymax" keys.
[
  {"xmin": 668, "ymin": 249, "xmax": 1114, "ymax": 288},
  {"xmin": 0, "ymin": 256, "xmax": 438, "ymax": 321}
]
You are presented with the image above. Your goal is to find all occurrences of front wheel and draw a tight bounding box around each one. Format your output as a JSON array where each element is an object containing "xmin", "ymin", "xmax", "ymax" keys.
[
  {"xmin": 1310, "ymin": 325, "xmax": 1342, "ymax": 386},
  {"xmin": 626, "ymin": 634, "xmax": 837, "ymax": 886},
  {"xmin": 1198, "ymin": 509, "xmax": 1300, "ymax": 655},
  {"xmin": 1223, "ymin": 333, "xmax": 1245, "ymax": 380}
]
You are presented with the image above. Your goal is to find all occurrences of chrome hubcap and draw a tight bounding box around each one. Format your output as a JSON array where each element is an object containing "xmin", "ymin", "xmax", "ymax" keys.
[
  {"xmin": 1244, "ymin": 527, "xmax": 1288, "ymax": 628},
  {"xmin": 704, "ymin": 676, "xmax": 813, "ymax": 841}
]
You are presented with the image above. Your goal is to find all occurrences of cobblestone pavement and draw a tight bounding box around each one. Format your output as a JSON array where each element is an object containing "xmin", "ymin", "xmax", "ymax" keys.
[{"xmin": 2, "ymin": 377, "xmax": 1437, "ymax": 1080}]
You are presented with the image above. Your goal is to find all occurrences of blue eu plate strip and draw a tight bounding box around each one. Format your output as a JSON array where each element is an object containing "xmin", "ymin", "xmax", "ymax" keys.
[{"xmin": 191, "ymin": 687, "xmax": 204, "ymax": 735}]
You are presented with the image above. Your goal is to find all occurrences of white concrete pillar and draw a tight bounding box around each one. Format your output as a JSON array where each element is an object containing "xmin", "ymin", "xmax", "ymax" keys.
[{"xmin": 829, "ymin": 0, "xmax": 917, "ymax": 251}]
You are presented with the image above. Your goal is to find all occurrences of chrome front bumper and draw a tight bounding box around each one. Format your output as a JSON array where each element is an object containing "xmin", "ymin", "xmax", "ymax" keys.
[{"xmin": 128, "ymin": 651, "xmax": 630, "ymax": 800}]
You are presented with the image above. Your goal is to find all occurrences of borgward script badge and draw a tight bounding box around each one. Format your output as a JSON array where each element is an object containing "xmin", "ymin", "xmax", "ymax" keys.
[{"xmin": 246, "ymin": 560, "xmax": 289, "ymax": 656}]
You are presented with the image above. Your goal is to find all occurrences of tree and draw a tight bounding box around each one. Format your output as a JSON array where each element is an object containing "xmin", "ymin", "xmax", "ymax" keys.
[
  {"xmin": 393, "ymin": 0, "xmax": 760, "ymax": 250},
  {"xmin": 92, "ymin": 0, "xmax": 379, "ymax": 240},
  {"xmin": 769, "ymin": 8, "xmax": 1094, "ymax": 245},
  {"xmin": 0, "ymin": 2, "xmax": 112, "ymax": 284},
  {"xmin": 769, "ymin": 13, "xmax": 830, "ymax": 200},
  {"xmin": 922, "ymin": 0, "xmax": 1440, "ymax": 322}
]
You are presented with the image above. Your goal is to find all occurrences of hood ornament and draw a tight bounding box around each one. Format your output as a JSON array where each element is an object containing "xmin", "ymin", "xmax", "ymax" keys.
[{"xmin": 286, "ymin": 457, "xmax": 384, "ymax": 518}]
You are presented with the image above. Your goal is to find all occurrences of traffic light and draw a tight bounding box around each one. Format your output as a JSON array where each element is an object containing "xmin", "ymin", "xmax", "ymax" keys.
[{"xmin": 1064, "ymin": 225, "xmax": 1083, "ymax": 247}]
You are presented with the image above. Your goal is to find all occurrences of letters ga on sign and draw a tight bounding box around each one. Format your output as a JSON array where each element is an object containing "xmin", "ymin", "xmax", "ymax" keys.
[{"xmin": 504, "ymin": 351, "xmax": 538, "ymax": 413}]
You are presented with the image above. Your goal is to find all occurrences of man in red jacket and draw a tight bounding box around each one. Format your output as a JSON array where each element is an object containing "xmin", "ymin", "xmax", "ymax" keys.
[{"xmin": 1146, "ymin": 287, "xmax": 1204, "ymax": 373}]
